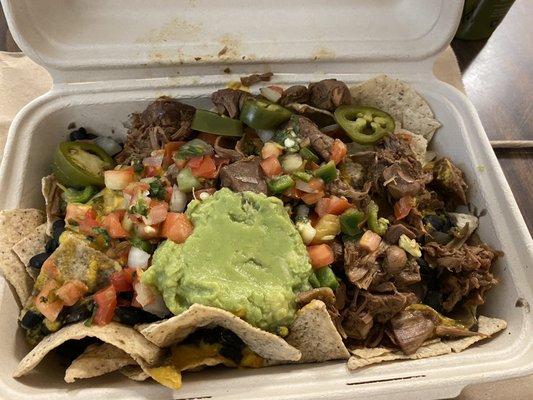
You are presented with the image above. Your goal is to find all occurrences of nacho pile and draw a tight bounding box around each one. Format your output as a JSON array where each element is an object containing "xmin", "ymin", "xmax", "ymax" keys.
[{"xmin": 0, "ymin": 75, "xmax": 506, "ymax": 390}]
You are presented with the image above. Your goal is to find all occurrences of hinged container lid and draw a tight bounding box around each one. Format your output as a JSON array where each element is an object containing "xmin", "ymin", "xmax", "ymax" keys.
[{"xmin": 2, "ymin": 0, "xmax": 464, "ymax": 81}]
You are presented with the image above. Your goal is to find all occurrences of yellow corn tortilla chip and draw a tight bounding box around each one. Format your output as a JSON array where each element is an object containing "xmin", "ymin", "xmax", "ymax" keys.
[
  {"xmin": 283, "ymin": 300, "xmax": 350, "ymax": 363},
  {"xmin": 0, "ymin": 209, "xmax": 45, "ymax": 304},
  {"xmin": 12, "ymin": 223, "xmax": 48, "ymax": 280},
  {"xmin": 347, "ymin": 316, "xmax": 506, "ymax": 370},
  {"xmin": 350, "ymin": 75, "xmax": 441, "ymax": 142},
  {"xmin": 14, "ymin": 322, "xmax": 164, "ymax": 378},
  {"xmin": 136, "ymin": 303, "xmax": 301, "ymax": 362},
  {"xmin": 64, "ymin": 343, "xmax": 137, "ymax": 383},
  {"xmin": 41, "ymin": 175, "xmax": 63, "ymax": 236}
]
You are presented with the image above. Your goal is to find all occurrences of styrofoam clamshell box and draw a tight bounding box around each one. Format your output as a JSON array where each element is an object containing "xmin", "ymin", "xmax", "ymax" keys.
[{"xmin": 0, "ymin": 1, "xmax": 531, "ymax": 399}]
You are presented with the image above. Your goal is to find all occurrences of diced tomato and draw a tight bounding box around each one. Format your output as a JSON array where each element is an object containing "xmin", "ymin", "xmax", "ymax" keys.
[
  {"xmin": 123, "ymin": 181, "xmax": 150, "ymax": 196},
  {"xmin": 188, "ymin": 156, "xmax": 218, "ymax": 179},
  {"xmin": 260, "ymin": 156, "xmax": 283, "ymax": 177},
  {"xmin": 196, "ymin": 132, "xmax": 218, "ymax": 146},
  {"xmin": 163, "ymin": 141, "xmax": 185, "ymax": 167},
  {"xmin": 326, "ymin": 195, "xmax": 351, "ymax": 215},
  {"xmin": 261, "ymin": 142, "xmax": 283, "ymax": 159},
  {"xmin": 102, "ymin": 211, "xmax": 130, "ymax": 238},
  {"xmin": 41, "ymin": 258, "xmax": 61, "ymax": 280},
  {"xmin": 110, "ymin": 270, "xmax": 133, "ymax": 293},
  {"xmin": 308, "ymin": 178, "xmax": 325, "ymax": 192},
  {"xmin": 307, "ymin": 161, "xmax": 320, "ymax": 171},
  {"xmin": 164, "ymin": 186, "xmax": 173, "ymax": 203},
  {"xmin": 144, "ymin": 165, "xmax": 162, "ymax": 177},
  {"xmin": 315, "ymin": 198, "xmax": 331, "ymax": 218},
  {"xmin": 301, "ymin": 191, "xmax": 325, "ymax": 205},
  {"xmin": 175, "ymin": 158, "xmax": 188, "ymax": 169},
  {"xmin": 161, "ymin": 212, "xmax": 194, "ymax": 244},
  {"xmin": 307, "ymin": 244, "xmax": 334, "ymax": 269},
  {"xmin": 35, "ymin": 280, "xmax": 63, "ymax": 322},
  {"xmin": 310, "ymin": 212, "xmax": 319, "ymax": 227},
  {"xmin": 331, "ymin": 139, "xmax": 348, "ymax": 165},
  {"xmin": 394, "ymin": 196, "xmax": 415, "ymax": 220},
  {"xmin": 56, "ymin": 280, "xmax": 88, "ymax": 306},
  {"xmin": 93, "ymin": 285, "xmax": 117, "ymax": 326},
  {"xmin": 144, "ymin": 201, "xmax": 169, "ymax": 225},
  {"xmin": 123, "ymin": 267, "xmax": 135, "ymax": 285},
  {"xmin": 66, "ymin": 204, "xmax": 99, "ymax": 235},
  {"xmin": 104, "ymin": 168, "xmax": 134, "ymax": 191}
]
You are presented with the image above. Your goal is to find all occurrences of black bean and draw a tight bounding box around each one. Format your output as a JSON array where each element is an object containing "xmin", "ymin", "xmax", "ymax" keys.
[
  {"xmin": 61, "ymin": 302, "xmax": 94, "ymax": 325},
  {"xmin": 114, "ymin": 306, "xmax": 160, "ymax": 326},
  {"xmin": 69, "ymin": 127, "xmax": 96, "ymax": 141},
  {"xmin": 20, "ymin": 310, "xmax": 44, "ymax": 330},
  {"xmin": 28, "ymin": 252, "xmax": 50, "ymax": 270},
  {"xmin": 45, "ymin": 238, "xmax": 59, "ymax": 253},
  {"xmin": 52, "ymin": 219, "xmax": 66, "ymax": 240}
]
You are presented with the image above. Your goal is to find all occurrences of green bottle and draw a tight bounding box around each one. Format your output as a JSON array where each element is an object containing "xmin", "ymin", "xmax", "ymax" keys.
[{"xmin": 455, "ymin": 0, "xmax": 516, "ymax": 40}]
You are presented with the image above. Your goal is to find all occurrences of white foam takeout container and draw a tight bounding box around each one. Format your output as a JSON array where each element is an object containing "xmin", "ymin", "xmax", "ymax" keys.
[{"xmin": 0, "ymin": 1, "xmax": 532, "ymax": 399}]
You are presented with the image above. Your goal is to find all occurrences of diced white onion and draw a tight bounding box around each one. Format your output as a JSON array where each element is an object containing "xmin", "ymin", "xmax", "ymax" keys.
[
  {"xmin": 169, "ymin": 185, "xmax": 187, "ymax": 212},
  {"xmin": 284, "ymin": 138, "xmax": 296, "ymax": 148},
  {"xmin": 128, "ymin": 246, "xmax": 151, "ymax": 269},
  {"xmin": 260, "ymin": 86, "xmax": 283, "ymax": 103},
  {"xmin": 281, "ymin": 154, "xmax": 303, "ymax": 173},
  {"xmin": 199, "ymin": 191, "xmax": 211, "ymax": 200},
  {"xmin": 94, "ymin": 136, "xmax": 123, "ymax": 156}
]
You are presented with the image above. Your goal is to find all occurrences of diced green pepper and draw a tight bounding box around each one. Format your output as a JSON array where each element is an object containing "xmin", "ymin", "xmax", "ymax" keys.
[
  {"xmin": 63, "ymin": 186, "xmax": 98, "ymax": 204},
  {"xmin": 177, "ymin": 167, "xmax": 200, "ymax": 193},
  {"xmin": 314, "ymin": 160, "xmax": 337, "ymax": 183},
  {"xmin": 367, "ymin": 200, "xmax": 389, "ymax": 236},
  {"xmin": 191, "ymin": 109, "xmax": 243, "ymax": 137},
  {"xmin": 334, "ymin": 105, "xmax": 395, "ymax": 145},
  {"xmin": 240, "ymin": 98, "xmax": 292, "ymax": 130},
  {"xmin": 340, "ymin": 208, "xmax": 365, "ymax": 236},
  {"xmin": 267, "ymin": 175, "xmax": 295, "ymax": 194},
  {"xmin": 175, "ymin": 139, "xmax": 213, "ymax": 160},
  {"xmin": 299, "ymin": 147, "xmax": 319, "ymax": 163},
  {"xmin": 315, "ymin": 266, "xmax": 339, "ymax": 290},
  {"xmin": 293, "ymin": 171, "xmax": 312, "ymax": 182},
  {"xmin": 309, "ymin": 272, "xmax": 320, "ymax": 288}
]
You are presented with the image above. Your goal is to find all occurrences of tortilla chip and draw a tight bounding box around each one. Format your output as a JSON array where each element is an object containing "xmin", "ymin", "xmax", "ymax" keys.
[
  {"xmin": 0, "ymin": 209, "xmax": 45, "ymax": 304},
  {"xmin": 41, "ymin": 175, "xmax": 63, "ymax": 236},
  {"xmin": 64, "ymin": 343, "xmax": 137, "ymax": 383},
  {"xmin": 46, "ymin": 235, "xmax": 121, "ymax": 291},
  {"xmin": 284, "ymin": 300, "xmax": 349, "ymax": 363},
  {"xmin": 350, "ymin": 75, "xmax": 441, "ymax": 142},
  {"xmin": 120, "ymin": 365, "xmax": 149, "ymax": 381},
  {"xmin": 347, "ymin": 316, "xmax": 506, "ymax": 370},
  {"xmin": 12, "ymin": 223, "xmax": 48, "ymax": 280},
  {"xmin": 13, "ymin": 322, "xmax": 164, "ymax": 378},
  {"xmin": 137, "ymin": 303, "xmax": 301, "ymax": 362}
]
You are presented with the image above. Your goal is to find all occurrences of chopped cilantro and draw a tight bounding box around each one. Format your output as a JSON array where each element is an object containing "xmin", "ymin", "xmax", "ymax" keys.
[
  {"xmin": 149, "ymin": 179, "xmax": 167, "ymax": 200},
  {"xmin": 130, "ymin": 199, "xmax": 148, "ymax": 216}
]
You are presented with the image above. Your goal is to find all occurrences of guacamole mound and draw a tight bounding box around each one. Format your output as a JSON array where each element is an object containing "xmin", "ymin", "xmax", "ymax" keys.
[{"xmin": 142, "ymin": 188, "xmax": 312, "ymax": 332}]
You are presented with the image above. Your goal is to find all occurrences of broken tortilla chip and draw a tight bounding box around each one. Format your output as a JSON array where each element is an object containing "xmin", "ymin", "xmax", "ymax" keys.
[
  {"xmin": 284, "ymin": 300, "xmax": 349, "ymax": 363},
  {"xmin": 12, "ymin": 223, "xmax": 48, "ymax": 280},
  {"xmin": 347, "ymin": 316, "xmax": 506, "ymax": 370},
  {"xmin": 41, "ymin": 175, "xmax": 63, "ymax": 236},
  {"xmin": 350, "ymin": 75, "xmax": 441, "ymax": 142},
  {"xmin": 0, "ymin": 209, "xmax": 45, "ymax": 304},
  {"xmin": 120, "ymin": 365, "xmax": 149, "ymax": 381},
  {"xmin": 43, "ymin": 234, "xmax": 121, "ymax": 292},
  {"xmin": 136, "ymin": 303, "xmax": 301, "ymax": 362},
  {"xmin": 64, "ymin": 343, "xmax": 137, "ymax": 383},
  {"xmin": 14, "ymin": 322, "xmax": 164, "ymax": 378}
]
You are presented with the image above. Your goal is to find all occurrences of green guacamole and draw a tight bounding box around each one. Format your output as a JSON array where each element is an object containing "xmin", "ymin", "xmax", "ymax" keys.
[{"xmin": 142, "ymin": 188, "xmax": 312, "ymax": 332}]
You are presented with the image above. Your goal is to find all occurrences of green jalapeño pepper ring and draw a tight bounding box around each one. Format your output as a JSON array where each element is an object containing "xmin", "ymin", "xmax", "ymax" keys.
[
  {"xmin": 191, "ymin": 109, "xmax": 243, "ymax": 137},
  {"xmin": 334, "ymin": 105, "xmax": 395, "ymax": 145},
  {"xmin": 239, "ymin": 98, "xmax": 292, "ymax": 130},
  {"xmin": 53, "ymin": 141, "xmax": 115, "ymax": 188}
]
